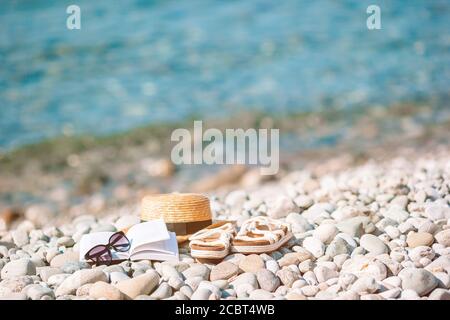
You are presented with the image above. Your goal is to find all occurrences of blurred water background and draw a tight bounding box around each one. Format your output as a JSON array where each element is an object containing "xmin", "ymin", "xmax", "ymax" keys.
[{"xmin": 0, "ymin": 0, "xmax": 449, "ymax": 150}]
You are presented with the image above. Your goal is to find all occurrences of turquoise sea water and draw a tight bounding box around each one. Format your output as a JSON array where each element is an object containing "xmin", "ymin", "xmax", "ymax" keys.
[{"xmin": 0, "ymin": 0, "xmax": 449, "ymax": 150}]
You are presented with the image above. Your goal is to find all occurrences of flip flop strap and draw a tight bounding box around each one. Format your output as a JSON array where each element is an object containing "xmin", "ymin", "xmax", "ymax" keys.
[
  {"xmin": 236, "ymin": 216, "xmax": 288, "ymax": 243},
  {"xmin": 189, "ymin": 228, "xmax": 231, "ymax": 249},
  {"xmin": 189, "ymin": 222, "xmax": 234, "ymax": 239}
]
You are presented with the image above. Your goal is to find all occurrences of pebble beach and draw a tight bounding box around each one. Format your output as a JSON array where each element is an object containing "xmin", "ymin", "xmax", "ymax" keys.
[{"xmin": 1, "ymin": 143, "xmax": 449, "ymax": 300}]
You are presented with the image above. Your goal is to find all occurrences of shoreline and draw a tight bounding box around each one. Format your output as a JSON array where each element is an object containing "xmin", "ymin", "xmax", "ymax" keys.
[
  {"xmin": 1, "ymin": 100, "xmax": 446, "ymax": 172},
  {"xmin": 0, "ymin": 100, "xmax": 449, "ymax": 221}
]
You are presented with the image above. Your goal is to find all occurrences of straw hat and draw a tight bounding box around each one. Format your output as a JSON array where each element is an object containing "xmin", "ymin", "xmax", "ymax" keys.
[{"xmin": 140, "ymin": 193, "xmax": 213, "ymax": 243}]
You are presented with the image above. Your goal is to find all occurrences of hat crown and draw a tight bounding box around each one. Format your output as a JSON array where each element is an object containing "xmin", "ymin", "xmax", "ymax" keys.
[{"xmin": 141, "ymin": 193, "xmax": 212, "ymax": 223}]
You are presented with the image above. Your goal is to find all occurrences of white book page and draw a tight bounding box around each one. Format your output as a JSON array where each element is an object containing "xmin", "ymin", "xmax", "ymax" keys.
[
  {"xmin": 127, "ymin": 220, "xmax": 170, "ymax": 253},
  {"xmin": 130, "ymin": 232, "xmax": 179, "ymax": 261}
]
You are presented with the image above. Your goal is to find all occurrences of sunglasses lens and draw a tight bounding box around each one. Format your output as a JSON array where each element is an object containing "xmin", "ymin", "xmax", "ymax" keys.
[
  {"xmin": 96, "ymin": 251, "xmax": 112, "ymax": 265},
  {"xmin": 109, "ymin": 232, "xmax": 131, "ymax": 252},
  {"xmin": 85, "ymin": 245, "xmax": 111, "ymax": 266}
]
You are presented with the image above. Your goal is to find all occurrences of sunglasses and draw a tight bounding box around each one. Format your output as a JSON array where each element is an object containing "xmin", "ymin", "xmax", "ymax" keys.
[{"xmin": 84, "ymin": 231, "xmax": 131, "ymax": 266}]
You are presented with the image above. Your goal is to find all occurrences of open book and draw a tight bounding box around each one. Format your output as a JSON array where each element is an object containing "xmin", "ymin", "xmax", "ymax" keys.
[{"xmin": 79, "ymin": 220, "xmax": 179, "ymax": 262}]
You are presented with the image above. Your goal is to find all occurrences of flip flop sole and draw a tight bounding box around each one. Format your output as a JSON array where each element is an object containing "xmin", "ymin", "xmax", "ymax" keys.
[
  {"xmin": 230, "ymin": 232, "xmax": 293, "ymax": 254},
  {"xmin": 190, "ymin": 247, "xmax": 229, "ymax": 259}
]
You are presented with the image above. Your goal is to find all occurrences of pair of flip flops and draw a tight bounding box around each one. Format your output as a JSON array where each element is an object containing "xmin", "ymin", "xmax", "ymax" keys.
[{"xmin": 189, "ymin": 216, "xmax": 292, "ymax": 260}]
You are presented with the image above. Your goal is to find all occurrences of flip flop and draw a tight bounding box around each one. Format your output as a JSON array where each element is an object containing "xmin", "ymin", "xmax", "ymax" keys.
[
  {"xmin": 189, "ymin": 221, "xmax": 236, "ymax": 260},
  {"xmin": 231, "ymin": 216, "xmax": 292, "ymax": 254}
]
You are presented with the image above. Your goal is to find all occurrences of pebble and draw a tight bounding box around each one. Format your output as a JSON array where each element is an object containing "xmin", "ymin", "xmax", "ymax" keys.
[
  {"xmin": 200, "ymin": 282, "xmax": 220, "ymax": 299},
  {"xmin": 0, "ymin": 276, "xmax": 32, "ymax": 294},
  {"xmin": 179, "ymin": 285, "xmax": 193, "ymax": 298},
  {"xmin": 382, "ymin": 276, "xmax": 402, "ymax": 289},
  {"xmin": 210, "ymin": 261, "xmax": 239, "ymax": 281},
  {"xmin": 341, "ymin": 256, "xmax": 387, "ymax": 281},
  {"xmin": 274, "ymin": 285, "xmax": 289, "ymax": 296},
  {"xmin": 360, "ymin": 294, "xmax": 384, "ymax": 300},
  {"xmin": 266, "ymin": 260, "xmax": 280, "ymax": 274},
  {"xmin": 276, "ymin": 269, "xmax": 299, "ymax": 287},
  {"xmin": 256, "ymin": 269, "xmax": 280, "ymax": 292},
  {"xmin": 302, "ymin": 203, "xmax": 332, "ymax": 224},
  {"xmin": 303, "ymin": 270, "xmax": 318, "ymax": 285},
  {"xmin": 182, "ymin": 264, "xmax": 210, "ymax": 280},
  {"xmin": 380, "ymin": 288, "xmax": 401, "ymax": 299},
  {"xmin": 150, "ymin": 282, "xmax": 172, "ymax": 300},
  {"xmin": 408, "ymin": 246, "xmax": 435, "ymax": 262},
  {"xmin": 337, "ymin": 290, "xmax": 360, "ymax": 300},
  {"xmin": 326, "ymin": 238, "xmax": 350, "ymax": 258},
  {"xmin": 384, "ymin": 207, "xmax": 409, "ymax": 223},
  {"xmin": 1, "ymin": 259, "xmax": 36, "ymax": 279},
  {"xmin": 434, "ymin": 272, "xmax": 450, "ymax": 289},
  {"xmin": 315, "ymin": 291, "xmax": 337, "ymax": 300},
  {"xmin": 406, "ymin": 232, "xmax": 434, "ymax": 248},
  {"xmin": 399, "ymin": 268, "xmax": 438, "ymax": 296},
  {"xmin": 37, "ymin": 267, "xmax": 62, "ymax": 282},
  {"xmin": 55, "ymin": 269, "xmax": 108, "ymax": 296},
  {"xmin": 400, "ymin": 289, "xmax": 420, "ymax": 300},
  {"xmin": 25, "ymin": 284, "xmax": 54, "ymax": 300},
  {"xmin": 285, "ymin": 291, "xmax": 307, "ymax": 300},
  {"xmin": 425, "ymin": 256, "xmax": 450, "ymax": 273},
  {"xmin": 50, "ymin": 251, "xmax": 79, "ymax": 268},
  {"xmin": 313, "ymin": 224, "xmax": 338, "ymax": 244},
  {"xmin": 434, "ymin": 229, "xmax": 450, "ymax": 247},
  {"xmin": 417, "ymin": 221, "xmax": 438, "ymax": 234},
  {"xmin": 298, "ymin": 260, "xmax": 314, "ymax": 273},
  {"xmin": 0, "ymin": 292, "xmax": 28, "ymax": 300},
  {"xmin": 333, "ymin": 254, "xmax": 349, "ymax": 269},
  {"xmin": 360, "ymin": 234, "xmax": 389, "ymax": 255},
  {"xmin": 286, "ymin": 213, "xmax": 313, "ymax": 233},
  {"xmin": 300, "ymin": 285, "xmax": 319, "ymax": 297},
  {"xmin": 230, "ymin": 273, "xmax": 258, "ymax": 289},
  {"xmin": 265, "ymin": 196, "xmax": 298, "ymax": 219},
  {"xmin": 168, "ymin": 275, "xmax": 184, "ymax": 290},
  {"xmin": 313, "ymin": 266, "xmax": 339, "ymax": 283},
  {"xmin": 425, "ymin": 204, "xmax": 450, "ymax": 221},
  {"xmin": 114, "ymin": 271, "xmax": 160, "ymax": 299},
  {"xmin": 351, "ymin": 276, "xmax": 379, "ymax": 294},
  {"xmin": 428, "ymin": 288, "xmax": 450, "ymax": 300},
  {"xmin": 109, "ymin": 272, "xmax": 130, "ymax": 284},
  {"xmin": 160, "ymin": 264, "xmax": 181, "ymax": 281},
  {"xmin": 191, "ymin": 288, "xmax": 212, "ymax": 300},
  {"xmin": 239, "ymin": 254, "xmax": 265, "ymax": 273},
  {"xmin": 172, "ymin": 291, "xmax": 189, "ymax": 300},
  {"xmin": 224, "ymin": 253, "xmax": 245, "ymax": 265},
  {"xmin": 184, "ymin": 276, "xmax": 204, "ymax": 291},
  {"xmin": 303, "ymin": 237, "xmax": 325, "ymax": 258},
  {"xmin": 11, "ymin": 230, "xmax": 29, "ymax": 247},
  {"xmin": 249, "ymin": 289, "xmax": 274, "ymax": 300},
  {"xmin": 57, "ymin": 237, "xmax": 75, "ymax": 247},
  {"xmin": 62, "ymin": 261, "xmax": 89, "ymax": 274},
  {"xmin": 89, "ymin": 281, "xmax": 126, "ymax": 300},
  {"xmin": 48, "ymin": 274, "xmax": 70, "ymax": 287},
  {"xmin": 293, "ymin": 195, "xmax": 313, "ymax": 208},
  {"xmin": 76, "ymin": 283, "xmax": 93, "ymax": 296},
  {"xmin": 336, "ymin": 217, "xmax": 366, "ymax": 237},
  {"xmin": 211, "ymin": 279, "xmax": 228, "ymax": 290}
]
